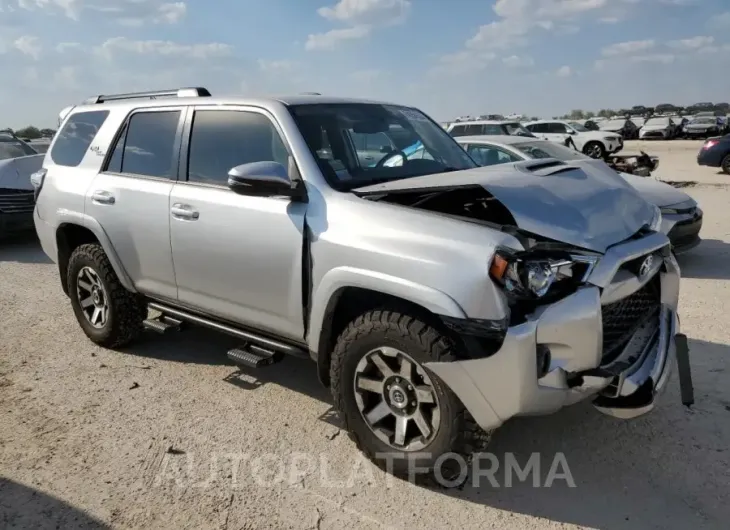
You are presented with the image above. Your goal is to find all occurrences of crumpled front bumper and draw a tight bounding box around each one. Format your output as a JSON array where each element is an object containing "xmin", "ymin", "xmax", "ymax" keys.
[{"xmin": 425, "ymin": 241, "xmax": 681, "ymax": 432}]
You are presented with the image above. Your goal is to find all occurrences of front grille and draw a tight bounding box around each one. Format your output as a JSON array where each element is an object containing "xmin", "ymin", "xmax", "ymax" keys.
[
  {"xmin": 0, "ymin": 189, "xmax": 35, "ymax": 214},
  {"xmin": 601, "ymin": 275, "xmax": 661, "ymax": 363}
]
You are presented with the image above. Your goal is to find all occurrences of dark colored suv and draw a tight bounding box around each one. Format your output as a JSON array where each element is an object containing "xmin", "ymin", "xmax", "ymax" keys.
[{"xmin": 697, "ymin": 135, "xmax": 730, "ymax": 174}]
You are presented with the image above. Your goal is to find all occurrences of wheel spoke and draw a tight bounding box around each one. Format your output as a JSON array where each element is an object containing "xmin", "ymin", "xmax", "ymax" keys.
[
  {"xmin": 365, "ymin": 400, "xmax": 391, "ymax": 425},
  {"xmin": 370, "ymin": 352, "xmax": 394, "ymax": 378},
  {"xmin": 78, "ymin": 280, "xmax": 92, "ymax": 292},
  {"xmin": 99, "ymin": 307, "xmax": 108, "ymax": 326},
  {"xmin": 398, "ymin": 357, "xmax": 413, "ymax": 379},
  {"xmin": 356, "ymin": 376, "xmax": 384, "ymax": 394},
  {"xmin": 394, "ymin": 416, "xmax": 409, "ymax": 446},
  {"xmin": 415, "ymin": 386, "xmax": 435, "ymax": 404},
  {"xmin": 91, "ymin": 307, "xmax": 101, "ymax": 325},
  {"xmin": 412, "ymin": 409, "xmax": 432, "ymax": 439},
  {"xmin": 80, "ymin": 297, "xmax": 94, "ymax": 309}
]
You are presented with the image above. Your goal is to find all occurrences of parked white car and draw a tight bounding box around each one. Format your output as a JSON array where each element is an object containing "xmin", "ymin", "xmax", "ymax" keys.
[
  {"xmin": 447, "ymin": 120, "xmax": 536, "ymax": 138},
  {"xmin": 639, "ymin": 117, "xmax": 675, "ymax": 140},
  {"xmin": 524, "ymin": 119, "xmax": 623, "ymax": 158}
]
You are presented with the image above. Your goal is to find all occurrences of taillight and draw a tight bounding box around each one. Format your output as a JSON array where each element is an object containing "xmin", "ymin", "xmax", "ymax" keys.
[
  {"xmin": 703, "ymin": 140, "xmax": 718, "ymax": 150},
  {"xmin": 30, "ymin": 168, "xmax": 47, "ymax": 201}
]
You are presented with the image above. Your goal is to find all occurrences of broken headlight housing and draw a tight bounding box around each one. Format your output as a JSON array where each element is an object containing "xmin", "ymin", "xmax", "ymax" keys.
[{"xmin": 489, "ymin": 250, "xmax": 597, "ymax": 300}]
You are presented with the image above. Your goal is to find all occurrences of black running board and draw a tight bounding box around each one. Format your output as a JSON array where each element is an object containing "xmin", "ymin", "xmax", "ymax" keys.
[{"xmin": 147, "ymin": 301, "xmax": 309, "ymax": 359}]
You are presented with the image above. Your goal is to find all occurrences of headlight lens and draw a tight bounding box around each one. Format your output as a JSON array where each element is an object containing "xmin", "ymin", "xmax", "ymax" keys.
[{"xmin": 490, "ymin": 251, "xmax": 595, "ymax": 299}]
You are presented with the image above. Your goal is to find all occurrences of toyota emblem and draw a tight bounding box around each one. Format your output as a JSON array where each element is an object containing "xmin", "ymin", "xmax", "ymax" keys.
[{"xmin": 639, "ymin": 255, "xmax": 654, "ymax": 279}]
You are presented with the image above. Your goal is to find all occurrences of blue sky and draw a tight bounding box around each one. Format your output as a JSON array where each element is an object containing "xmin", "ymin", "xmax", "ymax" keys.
[{"xmin": 1, "ymin": 0, "xmax": 729, "ymax": 128}]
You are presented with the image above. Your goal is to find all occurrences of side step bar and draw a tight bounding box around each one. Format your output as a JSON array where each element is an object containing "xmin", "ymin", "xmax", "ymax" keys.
[
  {"xmin": 147, "ymin": 302, "xmax": 309, "ymax": 359},
  {"xmin": 228, "ymin": 344, "xmax": 282, "ymax": 368}
]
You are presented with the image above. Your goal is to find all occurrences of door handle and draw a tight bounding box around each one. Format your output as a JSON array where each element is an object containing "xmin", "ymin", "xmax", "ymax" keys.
[
  {"xmin": 91, "ymin": 190, "xmax": 115, "ymax": 205},
  {"xmin": 171, "ymin": 203, "xmax": 199, "ymax": 220}
]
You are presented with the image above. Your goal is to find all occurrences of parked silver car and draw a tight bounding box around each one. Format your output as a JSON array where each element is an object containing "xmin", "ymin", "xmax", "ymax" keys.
[
  {"xmin": 32, "ymin": 88, "xmax": 687, "ymax": 480},
  {"xmin": 0, "ymin": 130, "xmax": 44, "ymax": 237},
  {"xmin": 454, "ymin": 135, "xmax": 703, "ymax": 253}
]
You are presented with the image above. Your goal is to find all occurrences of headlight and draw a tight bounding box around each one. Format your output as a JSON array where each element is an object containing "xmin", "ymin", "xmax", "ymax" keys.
[
  {"xmin": 649, "ymin": 204, "xmax": 662, "ymax": 232},
  {"xmin": 660, "ymin": 199, "xmax": 696, "ymax": 215},
  {"xmin": 489, "ymin": 251, "xmax": 596, "ymax": 300}
]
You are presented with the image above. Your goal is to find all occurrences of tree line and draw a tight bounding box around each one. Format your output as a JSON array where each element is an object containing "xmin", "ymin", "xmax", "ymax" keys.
[{"xmin": 3, "ymin": 126, "xmax": 57, "ymax": 140}]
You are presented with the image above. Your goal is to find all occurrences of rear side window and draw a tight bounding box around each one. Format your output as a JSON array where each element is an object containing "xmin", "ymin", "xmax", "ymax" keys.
[
  {"xmin": 50, "ymin": 110, "xmax": 109, "ymax": 167},
  {"xmin": 106, "ymin": 111, "xmax": 181, "ymax": 178},
  {"xmin": 449, "ymin": 125, "xmax": 468, "ymax": 137}
]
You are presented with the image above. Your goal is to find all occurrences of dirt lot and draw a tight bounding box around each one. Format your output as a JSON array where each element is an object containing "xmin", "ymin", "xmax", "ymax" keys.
[{"xmin": 2, "ymin": 142, "xmax": 729, "ymax": 529}]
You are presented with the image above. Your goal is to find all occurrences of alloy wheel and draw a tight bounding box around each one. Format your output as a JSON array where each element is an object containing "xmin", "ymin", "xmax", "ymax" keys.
[
  {"xmin": 76, "ymin": 266, "xmax": 109, "ymax": 329},
  {"xmin": 353, "ymin": 346, "xmax": 441, "ymax": 452}
]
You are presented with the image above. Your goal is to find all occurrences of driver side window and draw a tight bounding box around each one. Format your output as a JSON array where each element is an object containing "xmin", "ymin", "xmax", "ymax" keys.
[{"xmin": 548, "ymin": 123, "xmax": 569, "ymax": 134}]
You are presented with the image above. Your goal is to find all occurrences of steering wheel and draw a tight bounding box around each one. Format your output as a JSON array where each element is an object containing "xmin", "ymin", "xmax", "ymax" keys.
[{"xmin": 375, "ymin": 149, "xmax": 408, "ymax": 168}]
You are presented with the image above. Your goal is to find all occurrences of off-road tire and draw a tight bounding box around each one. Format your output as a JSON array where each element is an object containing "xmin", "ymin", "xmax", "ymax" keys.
[
  {"xmin": 721, "ymin": 154, "xmax": 730, "ymax": 175},
  {"xmin": 330, "ymin": 308, "xmax": 491, "ymax": 486},
  {"xmin": 67, "ymin": 243, "xmax": 147, "ymax": 348},
  {"xmin": 582, "ymin": 141, "xmax": 605, "ymax": 159}
]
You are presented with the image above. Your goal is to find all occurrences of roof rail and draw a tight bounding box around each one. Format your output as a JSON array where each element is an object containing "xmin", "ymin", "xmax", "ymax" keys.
[{"xmin": 84, "ymin": 87, "xmax": 211, "ymax": 104}]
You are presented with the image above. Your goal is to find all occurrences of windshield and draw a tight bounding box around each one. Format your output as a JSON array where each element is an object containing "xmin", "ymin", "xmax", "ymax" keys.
[
  {"xmin": 601, "ymin": 120, "xmax": 626, "ymax": 129},
  {"xmin": 567, "ymin": 121, "xmax": 588, "ymax": 132},
  {"xmin": 513, "ymin": 141, "xmax": 589, "ymax": 161},
  {"xmin": 0, "ymin": 138, "xmax": 38, "ymax": 160},
  {"xmin": 288, "ymin": 103, "xmax": 476, "ymax": 189},
  {"xmin": 645, "ymin": 118, "xmax": 669, "ymax": 126},
  {"xmin": 691, "ymin": 118, "xmax": 716, "ymax": 124}
]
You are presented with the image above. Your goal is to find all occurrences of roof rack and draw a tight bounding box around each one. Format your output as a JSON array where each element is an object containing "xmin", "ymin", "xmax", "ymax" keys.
[{"xmin": 84, "ymin": 87, "xmax": 211, "ymax": 104}]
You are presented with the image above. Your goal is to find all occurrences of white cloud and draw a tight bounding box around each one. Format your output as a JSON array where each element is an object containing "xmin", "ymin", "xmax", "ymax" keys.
[
  {"xmin": 307, "ymin": 0, "xmax": 410, "ymax": 51},
  {"xmin": 13, "ymin": 35, "xmax": 41, "ymax": 59},
  {"xmin": 3, "ymin": 0, "xmax": 187, "ymax": 25},
  {"xmin": 305, "ymin": 25, "xmax": 370, "ymax": 51},
  {"xmin": 95, "ymin": 37, "xmax": 233, "ymax": 60},
  {"xmin": 667, "ymin": 35, "xmax": 714, "ymax": 51},
  {"xmin": 556, "ymin": 65, "xmax": 572, "ymax": 77},
  {"xmin": 502, "ymin": 55, "xmax": 534, "ymax": 68},
  {"xmin": 317, "ymin": 0, "xmax": 411, "ymax": 26},
  {"xmin": 628, "ymin": 53, "xmax": 675, "ymax": 64},
  {"xmin": 602, "ymin": 39, "xmax": 655, "ymax": 57},
  {"xmin": 55, "ymin": 42, "xmax": 81, "ymax": 53}
]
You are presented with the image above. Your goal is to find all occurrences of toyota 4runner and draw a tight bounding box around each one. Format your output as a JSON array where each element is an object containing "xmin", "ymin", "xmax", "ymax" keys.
[{"xmin": 32, "ymin": 87, "xmax": 690, "ymax": 479}]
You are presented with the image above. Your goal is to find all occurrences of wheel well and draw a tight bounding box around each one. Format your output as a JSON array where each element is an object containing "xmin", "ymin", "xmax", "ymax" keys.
[
  {"xmin": 316, "ymin": 287, "xmax": 445, "ymax": 387},
  {"xmin": 56, "ymin": 224, "xmax": 99, "ymax": 296}
]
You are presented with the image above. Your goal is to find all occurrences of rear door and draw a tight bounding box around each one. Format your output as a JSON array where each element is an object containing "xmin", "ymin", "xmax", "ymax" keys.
[
  {"xmin": 169, "ymin": 106, "xmax": 306, "ymax": 341},
  {"xmin": 543, "ymin": 122, "xmax": 571, "ymax": 144},
  {"xmin": 85, "ymin": 107, "xmax": 184, "ymax": 300}
]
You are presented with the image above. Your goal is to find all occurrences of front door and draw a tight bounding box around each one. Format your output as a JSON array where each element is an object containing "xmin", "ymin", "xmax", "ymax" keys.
[
  {"xmin": 169, "ymin": 106, "xmax": 306, "ymax": 341},
  {"xmin": 85, "ymin": 108, "xmax": 184, "ymax": 300}
]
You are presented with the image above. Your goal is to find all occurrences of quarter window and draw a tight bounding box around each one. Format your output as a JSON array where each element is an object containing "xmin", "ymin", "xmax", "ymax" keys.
[
  {"xmin": 187, "ymin": 110, "xmax": 289, "ymax": 186},
  {"xmin": 106, "ymin": 110, "xmax": 181, "ymax": 178},
  {"xmin": 50, "ymin": 110, "xmax": 109, "ymax": 167}
]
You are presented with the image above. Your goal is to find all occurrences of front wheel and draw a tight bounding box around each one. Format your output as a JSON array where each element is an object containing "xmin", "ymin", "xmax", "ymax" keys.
[
  {"xmin": 582, "ymin": 141, "xmax": 605, "ymax": 159},
  {"xmin": 330, "ymin": 309, "xmax": 490, "ymax": 484},
  {"xmin": 67, "ymin": 243, "xmax": 147, "ymax": 348}
]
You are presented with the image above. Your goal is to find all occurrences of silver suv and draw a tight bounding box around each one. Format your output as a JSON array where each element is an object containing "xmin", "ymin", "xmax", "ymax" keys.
[{"xmin": 33, "ymin": 87, "xmax": 688, "ymax": 480}]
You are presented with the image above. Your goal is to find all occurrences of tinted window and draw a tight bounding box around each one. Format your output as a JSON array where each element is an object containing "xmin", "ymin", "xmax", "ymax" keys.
[
  {"xmin": 449, "ymin": 125, "xmax": 469, "ymax": 137},
  {"xmin": 547, "ymin": 123, "xmax": 569, "ymax": 134},
  {"xmin": 527, "ymin": 123, "xmax": 546, "ymax": 133},
  {"xmin": 467, "ymin": 145, "xmax": 521, "ymax": 166},
  {"xmin": 482, "ymin": 124, "xmax": 504, "ymax": 135},
  {"xmin": 187, "ymin": 110, "xmax": 289, "ymax": 185},
  {"xmin": 50, "ymin": 110, "xmax": 109, "ymax": 167}
]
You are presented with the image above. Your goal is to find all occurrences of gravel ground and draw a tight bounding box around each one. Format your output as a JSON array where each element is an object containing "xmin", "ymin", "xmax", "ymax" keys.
[{"xmin": 1, "ymin": 146, "xmax": 729, "ymax": 529}]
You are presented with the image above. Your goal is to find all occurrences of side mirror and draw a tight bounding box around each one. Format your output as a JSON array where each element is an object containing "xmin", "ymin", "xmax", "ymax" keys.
[
  {"xmin": 567, "ymin": 129, "xmax": 576, "ymax": 135},
  {"xmin": 227, "ymin": 161, "xmax": 304, "ymax": 200}
]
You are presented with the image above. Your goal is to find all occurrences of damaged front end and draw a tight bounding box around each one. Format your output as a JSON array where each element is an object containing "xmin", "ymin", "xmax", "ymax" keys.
[{"xmin": 353, "ymin": 161, "xmax": 691, "ymax": 430}]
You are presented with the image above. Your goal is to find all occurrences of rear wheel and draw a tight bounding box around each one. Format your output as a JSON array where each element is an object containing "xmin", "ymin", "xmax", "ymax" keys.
[
  {"xmin": 330, "ymin": 308, "xmax": 491, "ymax": 485},
  {"xmin": 583, "ymin": 141, "xmax": 605, "ymax": 159},
  {"xmin": 67, "ymin": 243, "xmax": 147, "ymax": 348},
  {"xmin": 722, "ymin": 154, "xmax": 730, "ymax": 175}
]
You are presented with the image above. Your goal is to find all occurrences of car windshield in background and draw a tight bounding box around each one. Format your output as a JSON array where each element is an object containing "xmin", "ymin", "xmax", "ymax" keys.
[
  {"xmin": 646, "ymin": 118, "xmax": 669, "ymax": 126},
  {"xmin": 504, "ymin": 122, "xmax": 534, "ymax": 137},
  {"xmin": 288, "ymin": 103, "xmax": 477, "ymax": 190},
  {"xmin": 567, "ymin": 121, "xmax": 589, "ymax": 132},
  {"xmin": 692, "ymin": 118, "xmax": 716, "ymax": 125},
  {"xmin": 0, "ymin": 138, "xmax": 38, "ymax": 160},
  {"xmin": 601, "ymin": 120, "xmax": 626, "ymax": 129},
  {"xmin": 513, "ymin": 141, "xmax": 589, "ymax": 161}
]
